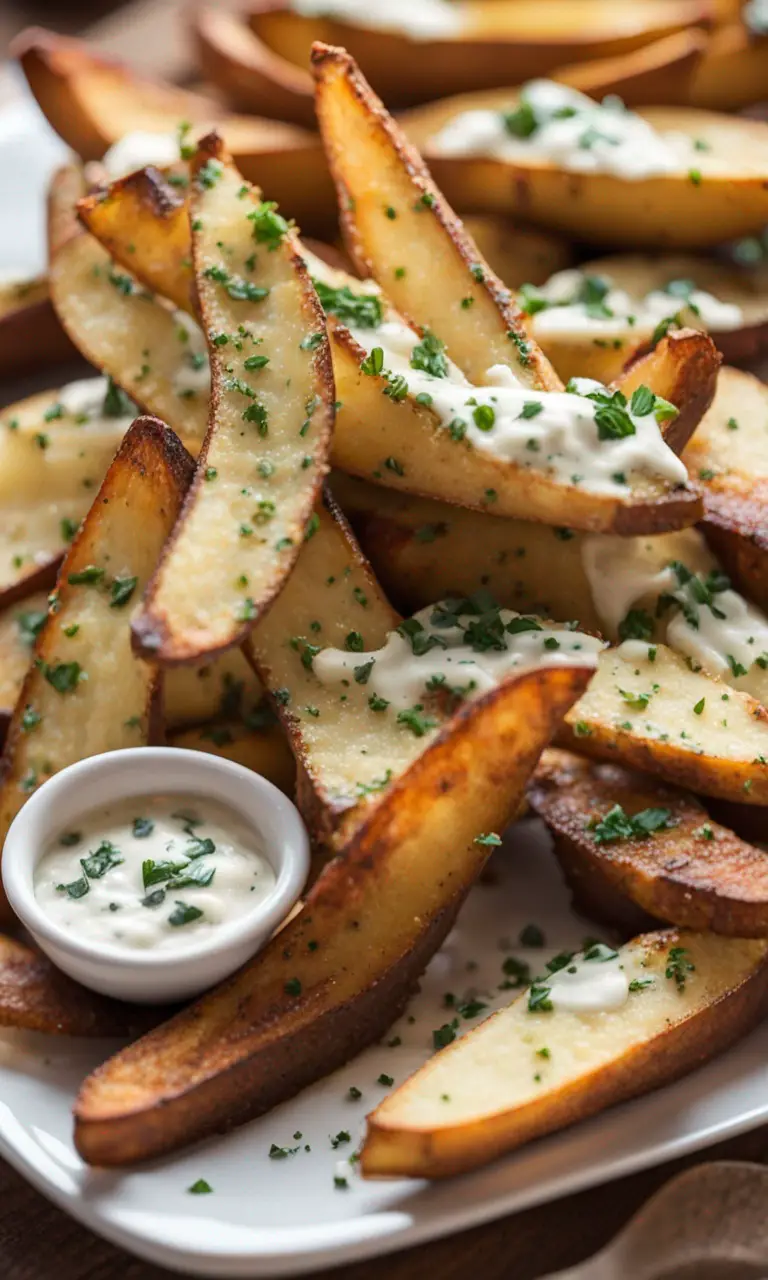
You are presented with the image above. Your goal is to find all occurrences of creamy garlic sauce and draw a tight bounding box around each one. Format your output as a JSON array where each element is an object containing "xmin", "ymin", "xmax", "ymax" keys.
[
  {"xmin": 535, "ymin": 946, "xmax": 632, "ymax": 1015},
  {"xmin": 172, "ymin": 311, "xmax": 211, "ymax": 398},
  {"xmin": 101, "ymin": 131, "xmax": 181, "ymax": 180},
  {"xmin": 313, "ymin": 602, "xmax": 605, "ymax": 714},
  {"xmin": 528, "ymin": 268, "xmax": 743, "ymax": 338},
  {"xmin": 348, "ymin": 318, "xmax": 687, "ymax": 496},
  {"xmin": 581, "ymin": 535, "xmax": 768, "ymax": 691},
  {"xmin": 35, "ymin": 794, "xmax": 275, "ymax": 953},
  {"xmin": 431, "ymin": 81, "xmax": 700, "ymax": 180},
  {"xmin": 55, "ymin": 376, "xmax": 137, "ymax": 433},
  {"xmin": 290, "ymin": 0, "xmax": 462, "ymax": 38}
]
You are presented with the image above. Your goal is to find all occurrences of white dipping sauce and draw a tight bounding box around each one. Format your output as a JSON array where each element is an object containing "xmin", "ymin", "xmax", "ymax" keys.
[
  {"xmin": 55, "ymin": 376, "xmax": 137, "ymax": 433},
  {"xmin": 348, "ymin": 317, "xmax": 687, "ymax": 496},
  {"xmin": 529, "ymin": 268, "xmax": 743, "ymax": 338},
  {"xmin": 35, "ymin": 794, "xmax": 275, "ymax": 953},
  {"xmin": 290, "ymin": 0, "xmax": 462, "ymax": 38},
  {"xmin": 101, "ymin": 130, "xmax": 181, "ymax": 179},
  {"xmin": 313, "ymin": 602, "xmax": 606, "ymax": 713},
  {"xmin": 532, "ymin": 946, "xmax": 632, "ymax": 1015},
  {"xmin": 431, "ymin": 80, "xmax": 699, "ymax": 180}
]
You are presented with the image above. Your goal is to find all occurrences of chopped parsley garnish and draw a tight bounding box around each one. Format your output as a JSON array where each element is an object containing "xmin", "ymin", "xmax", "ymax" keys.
[
  {"xmin": 110, "ymin": 576, "xmax": 138, "ymax": 609},
  {"xmin": 520, "ymin": 923, "xmax": 545, "ymax": 947},
  {"xmin": 80, "ymin": 840, "xmax": 123, "ymax": 879},
  {"xmin": 168, "ymin": 901, "xmax": 204, "ymax": 927},
  {"xmin": 313, "ymin": 279, "xmax": 383, "ymax": 329},
  {"xmin": 409, "ymin": 330, "xmax": 448, "ymax": 379},
  {"xmin": 590, "ymin": 803, "xmax": 675, "ymax": 844},
  {"xmin": 57, "ymin": 876, "xmax": 90, "ymax": 900},
  {"xmin": 666, "ymin": 945, "xmax": 695, "ymax": 990},
  {"xmin": 527, "ymin": 985, "xmax": 553, "ymax": 1013},
  {"xmin": 188, "ymin": 1179, "xmax": 213, "ymax": 1195},
  {"xmin": 41, "ymin": 661, "xmax": 82, "ymax": 694},
  {"xmin": 248, "ymin": 200, "xmax": 290, "ymax": 249}
]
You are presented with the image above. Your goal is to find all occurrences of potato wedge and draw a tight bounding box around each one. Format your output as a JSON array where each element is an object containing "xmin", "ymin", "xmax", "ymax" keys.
[
  {"xmin": 563, "ymin": 641, "xmax": 768, "ymax": 804},
  {"xmin": 313, "ymin": 44, "xmax": 709, "ymax": 533},
  {"xmin": 0, "ymin": 274, "xmax": 76, "ymax": 379},
  {"xmin": 0, "ymin": 418, "xmax": 193, "ymax": 889},
  {"xmin": 0, "ymin": 594, "xmax": 50, "ymax": 740},
  {"xmin": 403, "ymin": 99, "xmax": 768, "ymax": 248},
  {"xmin": 132, "ymin": 136, "xmax": 333, "ymax": 664},
  {"xmin": 169, "ymin": 719, "xmax": 296, "ymax": 795},
  {"xmin": 73, "ymin": 659, "xmax": 587, "ymax": 1165},
  {"xmin": 253, "ymin": 0, "xmax": 711, "ymax": 106},
  {"xmin": 163, "ymin": 650, "xmax": 264, "ymax": 731},
  {"xmin": 530, "ymin": 749, "xmax": 768, "ymax": 937},
  {"xmin": 683, "ymin": 367, "xmax": 768, "ymax": 613},
  {"xmin": 361, "ymin": 928, "xmax": 768, "ymax": 1178},
  {"xmin": 527, "ymin": 255, "xmax": 768, "ymax": 385},
  {"xmin": 462, "ymin": 217, "xmax": 571, "ymax": 290},
  {"xmin": 550, "ymin": 29, "xmax": 708, "ymax": 108},
  {"xmin": 0, "ymin": 933, "xmax": 169, "ymax": 1037},
  {"xmin": 14, "ymin": 27, "xmax": 336, "ymax": 235},
  {"xmin": 688, "ymin": 21, "xmax": 768, "ymax": 111}
]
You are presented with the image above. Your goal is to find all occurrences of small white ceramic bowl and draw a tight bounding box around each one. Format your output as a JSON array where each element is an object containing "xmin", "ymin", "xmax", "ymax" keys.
[{"xmin": 2, "ymin": 747, "xmax": 309, "ymax": 1004}]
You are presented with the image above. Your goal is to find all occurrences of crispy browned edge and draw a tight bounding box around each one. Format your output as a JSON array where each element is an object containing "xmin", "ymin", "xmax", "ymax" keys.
[
  {"xmin": 11, "ymin": 26, "xmax": 225, "ymax": 161},
  {"xmin": 0, "ymin": 934, "xmax": 174, "ymax": 1037},
  {"xmin": 610, "ymin": 327, "xmax": 721, "ymax": 457},
  {"xmin": 529, "ymin": 750, "xmax": 768, "ymax": 938},
  {"xmin": 130, "ymin": 133, "xmax": 335, "ymax": 665},
  {"xmin": 361, "ymin": 927, "xmax": 768, "ymax": 1179},
  {"xmin": 0, "ymin": 417, "xmax": 194, "ymax": 786},
  {"xmin": 72, "ymin": 662, "xmax": 588, "ymax": 1165},
  {"xmin": 310, "ymin": 40, "xmax": 562, "ymax": 394}
]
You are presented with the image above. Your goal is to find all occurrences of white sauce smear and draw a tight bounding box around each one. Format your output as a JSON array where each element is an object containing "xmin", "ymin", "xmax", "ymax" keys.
[
  {"xmin": 101, "ymin": 131, "xmax": 181, "ymax": 180},
  {"xmin": 431, "ymin": 80, "xmax": 700, "ymax": 181},
  {"xmin": 35, "ymin": 794, "xmax": 275, "ymax": 953},
  {"xmin": 542, "ymin": 950, "xmax": 630, "ymax": 1014},
  {"xmin": 348, "ymin": 317, "xmax": 687, "ymax": 496},
  {"xmin": 290, "ymin": 0, "xmax": 462, "ymax": 38},
  {"xmin": 313, "ymin": 602, "xmax": 606, "ymax": 714}
]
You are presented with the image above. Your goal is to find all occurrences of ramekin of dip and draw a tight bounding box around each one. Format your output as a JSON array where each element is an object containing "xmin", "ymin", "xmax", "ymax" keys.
[{"xmin": 2, "ymin": 748, "xmax": 310, "ymax": 1003}]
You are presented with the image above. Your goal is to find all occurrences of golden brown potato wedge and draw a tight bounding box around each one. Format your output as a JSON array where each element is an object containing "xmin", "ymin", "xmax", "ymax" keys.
[
  {"xmin": 526, "ymin": 255, "xmax": 768, "ymax": 385},
  {"xmin": 0, "ymin": 933, "xmax": 170, "ymax": 1037},
  {"xmin": 361, "ymin": 927, "xmax": 768, "ymax": 1179},
  {"xmin": 313, "ymin": 44, "xmax": 710, "ymax": 533},
  {"xmin": 551, "ymin": 28, "xmax": 708, "ymax": 107},
  {"xmin": 0, "ymin": 593, "xmax": 50, "ymax": 740},
  {"xmin": 169, "ymin": 718, "xmax": 296, "ymax": 795},
  {"xmin": 683, "ymin": 367, "xmax": 768, "ymax": 613},
  {"xmin": 14, "ymin": 27, "xmax": 336, "ymax": 235},
  {"xmin": 688, "ymin": 21, "xmax": 768, "ymax": 111},
  {"xmin": 253, "ymin": 0, "xmax": 711, "ymax": 106},
  {"xmin": 530, "ymin": 750, "xmax": 768, "ymax": 937},
  {"xmin": 563, "ymin": 642, "xmax": 768, "ymax": 804},
  {"xmin": 132, "ymin": 135, "xmax": 334, "ymax": 664},
  {"xmin": 0, "ymin": 418, "xmax": 193, "ymax": 906},
  {"xmin": 73, "ymin": 659, "xmax": 588, "ymax": 1166},
  {"xmin": 0, "ymin": 275, "xmax": 76, "ymax": 380},
  {"xmin": 403, "ymin": 98, "xmax": 768, "ymax": 248}
]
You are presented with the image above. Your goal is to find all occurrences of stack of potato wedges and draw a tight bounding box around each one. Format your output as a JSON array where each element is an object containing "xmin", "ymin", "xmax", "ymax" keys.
[{"xmin": 0, "ymin": 4, "xmax": 766, "ymax": 1182}]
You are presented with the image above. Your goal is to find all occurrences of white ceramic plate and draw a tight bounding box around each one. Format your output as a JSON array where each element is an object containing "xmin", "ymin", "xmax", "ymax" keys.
[{"xmin": 2, "ymin": 75, "xmax": 768, "ymax": 1279}]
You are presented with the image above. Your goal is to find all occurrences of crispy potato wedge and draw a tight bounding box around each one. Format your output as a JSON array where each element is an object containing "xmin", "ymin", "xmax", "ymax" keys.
[
  {"xmin": 462, "ymin": 216, "xmax": 571, "ymax": 290},
  {"xmin": 688, "ymin": 21, "xmax": 768, "ymax": 111},
  {"xmin": 683, "ymin": 367, "xmax": 768, "ymax": 613},
  {"xmin": 194, "ymin": 5, "xmax": 316, "ymax": 128},
  {"xmin": 0, "ymin": 275, "xmax": 76, "ymax": 379},
  {"xmin": 163, "ymin": 649, "xmax": 264, "ymax": 730},
  {"xmin": 332, "ymin": 472, "xmax": 602, "ymax": 628},
  {"xmin": 0, "ymin": 418, "xmax": 193, "ymax": 903},
  {"xmin": 253, "ymin": 0, "xmax": 711, "ymax": 106},
  {"xmin": 73, "ymin": 658, "xmax": 587, "ymax": 1166},
  {"xmin": 403, "ymin": 100, "xmax": 768, "ymax": 248},
  {"xmin": 48, "ymin": 168, "xmax": 210, "ymax": 448},
  {"xmin": 528, "ymin": 255, "xmax": 768, "ymax": 385},
  {"xmin": 132, "ymin": 136, "xmax": 334, "ymax": 664},
  {"xmin": 361, "ymin": 927, "xmax": 768, "ymax": 1178},
  {"xmin": 550, "ymin": 28, "xmax": 708, "ymax": 107},
  {"xmin": 169, "ymin": 719, "xmax": 296, "ymax": 795},
  {"xmin": 530, "ymin": 750, "xmax": 768, "ymax": 937},
  {"xmin": 563, "ymin": 642, "xmax": 768, "ymax": 804},
  {"xmin": 313, "ymin": 44, "xmax": 709, "ymax": 533},
  {"xmin": 14, "ymin": 27, "xmax": 335, "ymax": 235},
  {"xmin": 0, "ymin": 594, "xmax": 50, "ymax": 740},
  {"xmin": 0, "ymin": 933, "xmax": 169, "ymax": 1037}
]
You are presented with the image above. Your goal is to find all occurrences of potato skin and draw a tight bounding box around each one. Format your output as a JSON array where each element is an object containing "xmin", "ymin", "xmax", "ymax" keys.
[{"xmin": 529, "ymin": 751, "xmax": 768, "ymax": 937}]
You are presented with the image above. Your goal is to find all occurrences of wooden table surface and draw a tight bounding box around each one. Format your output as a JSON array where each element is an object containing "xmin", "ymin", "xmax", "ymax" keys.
[{"xmin": 1, "ymin": 2, "xmax": 768, "ymax": 1277}]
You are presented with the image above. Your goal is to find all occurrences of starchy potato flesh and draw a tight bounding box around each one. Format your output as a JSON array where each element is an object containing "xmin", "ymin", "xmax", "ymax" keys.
[
  {"xmin": 682, "ymin": 367, "xmax": 768, "ymax": 613},
  {"xmin": 0, "ymin": 934, "xmax": 169, "ymax": 1037},
  {"xmin": 528, "ymin": 255, "xmax": 768, "ymax": 385},
  {"xmin": 0, "ymin": 418, "xmax": 193, "ymax": 908},
  {"xmin": 131, "ymin": 137, "xmax": 333, "ymax": 664},
  {"xmin": 0, "ymin": 593, "xmax": 50, "ymax": 724},
  {"xmin": 530, "ymin": 750, "xmax": 768, "ymax": 937},
  {"xmin": 15, "ymin": 27, "xmax": 337, "ymax": 235},
  {"xmin": 169, "ymin": 719, "xmax": 296, "ymax": 795},
  {"xmin": 73, "ymin": 660, "xmax": 588, "ymax": 1166},
  {"xmin": 564, "ymin": 643, "xmax": 768, "ymax": 804},
  {"xmin": 49, "ymin": 167, "xmax": 209, "ymax": 447},
  {"xmin": 255, "ymin": 1, "xmax": 712, "ymax": 106},
  {"xmin": 402, "ymin": 101, "xmax": 768, "ymax": 249},
  {"xmin": 361, "ymin": 928, "xmax": 768, "ymax": 1178}
]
